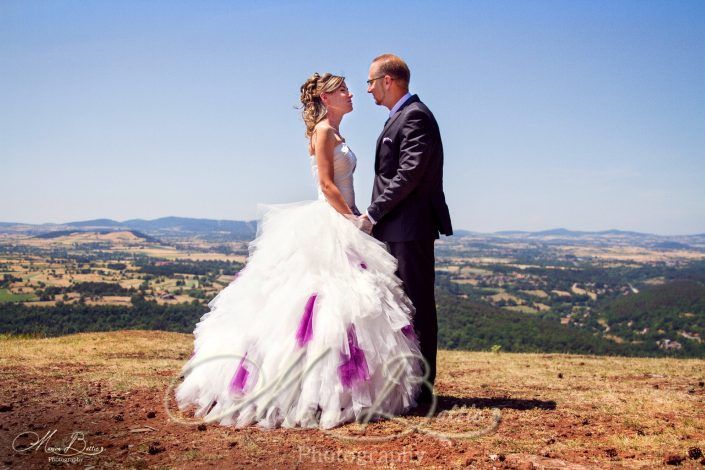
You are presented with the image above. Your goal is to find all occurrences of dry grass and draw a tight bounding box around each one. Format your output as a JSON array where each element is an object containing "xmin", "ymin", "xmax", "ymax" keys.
[
  {"xmin": 557, "ymin": 245, "xmax": 705, "ymax": 263},
  {"xmin": 489, "ymin": 291, "xmax": 524, "ymax": 304},
  {"xmin": 521, "ymin": 289, "xmax": 549, "ymax": 298},
  {"xmin": 1, "ymin": 331, "xmax": 703, "ymax": 468}
]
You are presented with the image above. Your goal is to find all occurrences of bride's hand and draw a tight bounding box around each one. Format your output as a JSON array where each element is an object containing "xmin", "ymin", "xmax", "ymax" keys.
[{"xmin": 343, "ymin": 214, "xmax": 363, "ymax": 229}]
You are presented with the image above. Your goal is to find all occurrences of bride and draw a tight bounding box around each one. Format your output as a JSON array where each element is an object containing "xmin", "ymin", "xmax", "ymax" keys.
[{"xmin": 175, "ymin": 72, "xmax": 424, "ymax": 429}]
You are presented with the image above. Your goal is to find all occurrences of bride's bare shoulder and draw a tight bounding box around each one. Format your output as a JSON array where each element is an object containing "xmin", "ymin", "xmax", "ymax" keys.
[
  {"xmin": 311, "ymin": 124, "xmax": 338, "ymax": 151},
  {"xmin": 313, "ymin": 122, "xmax": 337, "ymax": 138}
]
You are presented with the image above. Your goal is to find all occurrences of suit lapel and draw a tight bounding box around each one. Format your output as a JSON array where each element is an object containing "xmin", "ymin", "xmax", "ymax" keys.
[{"xmin": 375, "ymin": 95, "xmax": 420, "ymax": 171}]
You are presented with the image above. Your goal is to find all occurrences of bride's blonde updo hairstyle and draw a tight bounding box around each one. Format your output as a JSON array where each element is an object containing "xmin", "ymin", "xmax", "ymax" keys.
[{"xmin": 299, "ymin": 72, "xmax": 345, "ymax": 138}]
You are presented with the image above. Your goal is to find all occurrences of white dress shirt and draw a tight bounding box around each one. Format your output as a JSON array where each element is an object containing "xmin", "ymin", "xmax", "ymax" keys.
[
  {"xmin": 388, "ymin": 91, "xmax": 412, "ymax": 117},
  {"xmin": 365, "ymin": 92, "xmax": 413, "ymax": 225}
]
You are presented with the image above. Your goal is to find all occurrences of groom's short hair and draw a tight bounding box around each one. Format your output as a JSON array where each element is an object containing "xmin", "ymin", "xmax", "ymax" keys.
[{"xmin": 372, "ymin": 54, "xmax": 410, "ymax": 90}]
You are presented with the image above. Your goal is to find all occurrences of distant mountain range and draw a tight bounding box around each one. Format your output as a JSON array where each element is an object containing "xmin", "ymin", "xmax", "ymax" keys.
[
  {"xmin": 493, "ymin": 228, "xmax": 650, "ymax": 237},
  {"xmin": 1, "ymin": 218, "xmax": 704, "ymax": 244},
  {"xmin": 0, "ymin": 217, "xmax": 259, "ymax": 241}
]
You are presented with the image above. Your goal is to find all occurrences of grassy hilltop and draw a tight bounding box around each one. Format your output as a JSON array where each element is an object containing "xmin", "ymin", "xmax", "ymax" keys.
[{"xmin": 1, "ymin": 330, "xmax": 703, "ymax": 469}]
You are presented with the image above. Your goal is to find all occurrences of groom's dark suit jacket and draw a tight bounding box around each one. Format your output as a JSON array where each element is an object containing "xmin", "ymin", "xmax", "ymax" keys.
[{"xmin": 367, "ymin": 94, "xmax": 453, "ymax": 242}]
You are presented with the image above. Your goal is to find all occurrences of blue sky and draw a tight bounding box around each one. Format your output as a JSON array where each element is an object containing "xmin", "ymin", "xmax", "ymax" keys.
[{"xmin": 2, "ymin": 0, "xmax": 704, "ymax": 235}]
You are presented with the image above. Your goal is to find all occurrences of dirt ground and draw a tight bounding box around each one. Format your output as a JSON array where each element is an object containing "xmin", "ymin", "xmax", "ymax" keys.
[{"xmin": 0, "ymin": 330, "xmax": 703, "ymax": 469}]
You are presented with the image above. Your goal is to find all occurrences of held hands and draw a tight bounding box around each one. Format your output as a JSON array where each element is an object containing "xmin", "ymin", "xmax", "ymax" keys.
[
  {"xmin": 357, "ymin": 214, "xmax": 374, "ymax": 235},
  {"xmin": 343, "ymin": 214, "xmax": 374, "ymax": 235}
]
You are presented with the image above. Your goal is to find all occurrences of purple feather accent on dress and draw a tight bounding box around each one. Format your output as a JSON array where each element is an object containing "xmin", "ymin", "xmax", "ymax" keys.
[
  {"xmin": 338, "ymin": 324, "xmax": 370, "ymax": 388},
  {"xmin": 401, "ymin": 324, "xmax": 417, "ymax": 340},
  {"xmin": 346, "ymin": 252, "xmax": 367, "ymax": 270},
  {"xmin": 229, "ymin": 352, "xmax": 249, "ymax": 394},
  {"xmin": 295, "ymin": 294, "xmax": 317, "ymax": 347}
]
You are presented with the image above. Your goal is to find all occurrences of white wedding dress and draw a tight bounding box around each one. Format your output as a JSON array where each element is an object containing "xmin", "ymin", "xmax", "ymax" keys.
[{"xmin": 175, "ymin": 141, "xmax": 423, "ymax": 429}]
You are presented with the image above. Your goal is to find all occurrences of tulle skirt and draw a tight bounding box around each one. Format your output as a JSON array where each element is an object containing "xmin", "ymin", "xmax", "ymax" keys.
[{"xmin": 175, "ymin": 198, "xmax": 423, "ymax": 429}]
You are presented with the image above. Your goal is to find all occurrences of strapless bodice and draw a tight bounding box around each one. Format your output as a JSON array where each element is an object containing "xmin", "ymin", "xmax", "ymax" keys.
[{"xmin": 310, "ymin": 142, "xmax": 357, "ymax": 212}]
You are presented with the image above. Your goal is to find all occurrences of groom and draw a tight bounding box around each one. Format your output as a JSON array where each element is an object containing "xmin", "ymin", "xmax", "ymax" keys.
[{"xmin": 359, "ymin": 54, "xmax": 453, "ymax": 404}]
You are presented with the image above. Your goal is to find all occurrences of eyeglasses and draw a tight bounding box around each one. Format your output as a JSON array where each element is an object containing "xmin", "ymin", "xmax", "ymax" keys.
[{"xmin": 366, "ymin": 75, "xmax": 391, "ymax": 85}]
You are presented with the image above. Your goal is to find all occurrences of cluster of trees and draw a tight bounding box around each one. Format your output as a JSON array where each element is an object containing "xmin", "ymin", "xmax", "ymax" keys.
[
  {"xmin": 436, "ymin": 290, "xmax": 634, "ymax": 355},
  {"xmin": 1, "ymin": 274, "xmax": 23, "ymax": 288},
  {"xmin": 436, "ymin": 287, "xmax": 705, "ymax": 358},
  {"xmin": 37, "ymin": 282, "xmax": 134, "ymax": 301},
  {"xmin": 136, "ymin": 259, "xmax": 243, "ymax": 276},
  {"xmin": 441, "ymin": 259, "xmax": 705, "ymax": 321},
  {"xmin": 107, "ymin": 262, "xmax": 127, "ymax": 270},
  {"xmin": 584, "ymin": 280, "xmax": 705, "ymax": 356},
  {"xmin": 0, "ymin": 296, "xmax": 207, "ymax": 336}
]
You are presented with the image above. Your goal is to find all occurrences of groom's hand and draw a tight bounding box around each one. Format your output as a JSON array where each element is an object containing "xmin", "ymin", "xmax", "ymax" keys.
[{"xmin": 357, "ymin": 215, "xmax": 373, "ymax": 235}]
